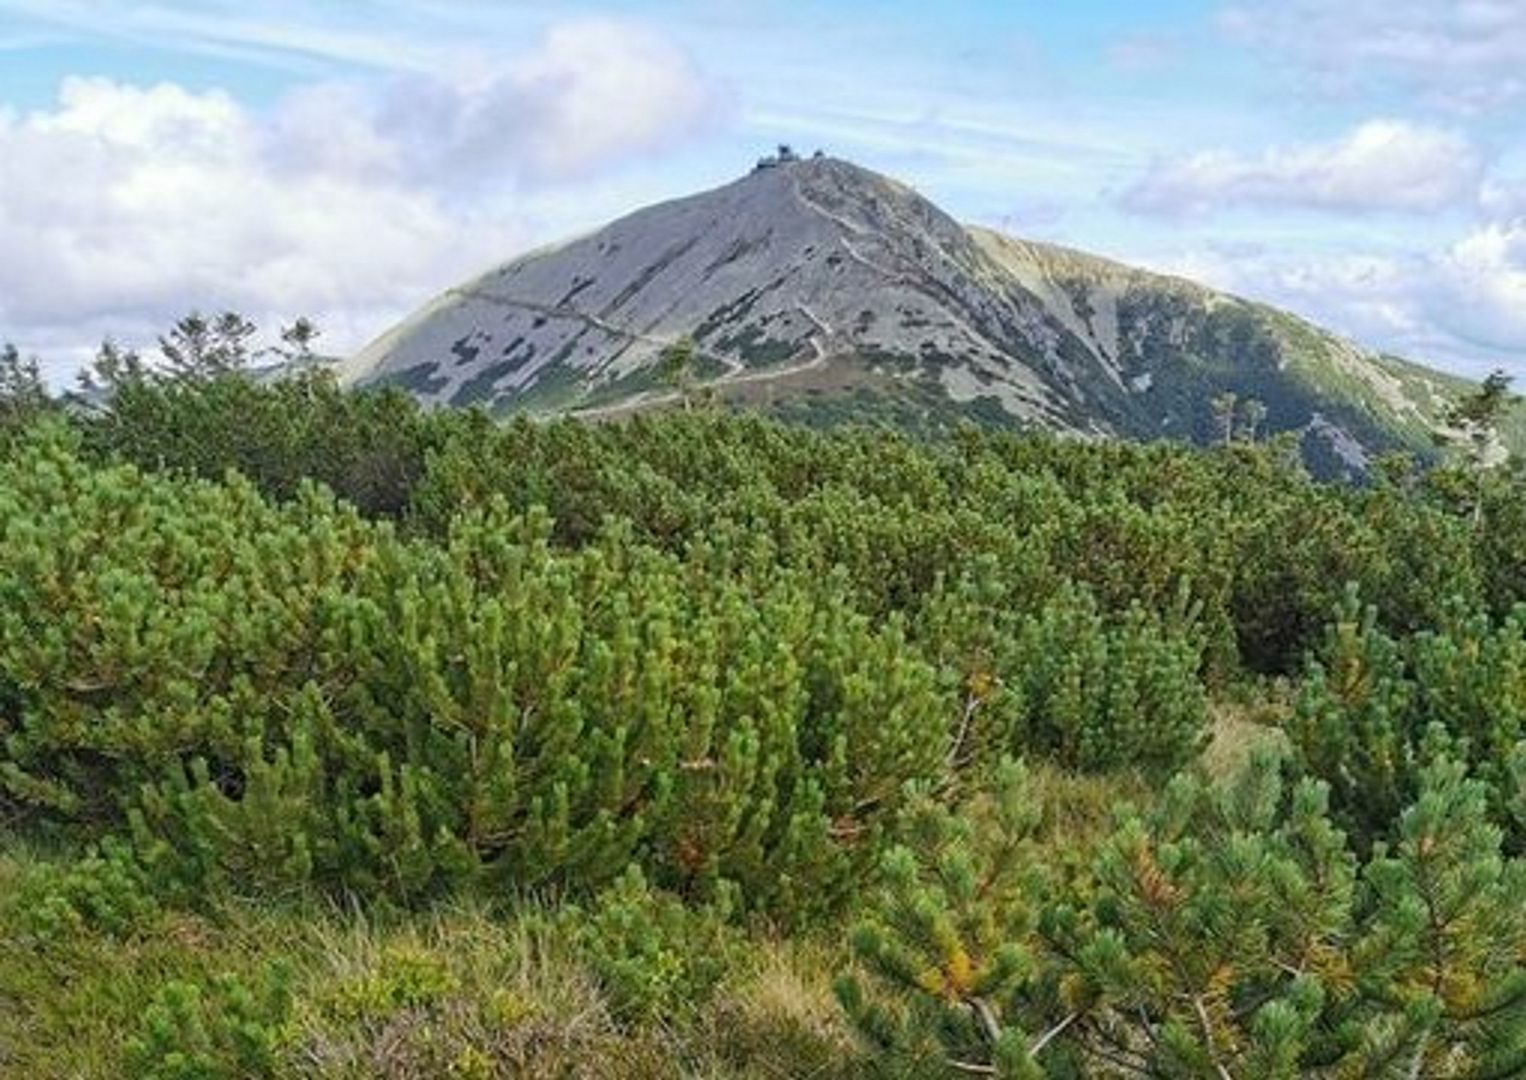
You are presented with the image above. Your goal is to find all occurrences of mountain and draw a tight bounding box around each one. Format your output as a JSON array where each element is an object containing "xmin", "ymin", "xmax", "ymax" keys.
[{"xmin": 340, "ymin": 153, "xmax": 1502, "ymax": 475}]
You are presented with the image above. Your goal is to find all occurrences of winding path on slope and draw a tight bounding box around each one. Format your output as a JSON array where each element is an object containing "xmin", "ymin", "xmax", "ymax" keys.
[
  {"xmin": 446, "ymin": 286, "xmax": 744, "ymax": 375},
  {"xmin": 569, "ymin": 319, "xmax": 836, "ymax": 420}
]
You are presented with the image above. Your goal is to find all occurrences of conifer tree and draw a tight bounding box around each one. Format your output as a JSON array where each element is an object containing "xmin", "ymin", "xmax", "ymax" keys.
[
  {"xmin": 836, "ymin": 761, "xmax": 1055, "ymax": 1079},
  {"xmin": 0, "ymin": 345, "xmax": 53, "ymax": 463},
  {"xmin": 1347, "ymin": 750, "xmax": 1526, "ymax": 1076},
  {"xmin": 1434, "ymin": 369, "xmax": 1521, "ymax": 530},
  {"xmin": 656, "ymin": 336, "xmax": 699, "ymax": 409},
  {"xmin": 75, "ymin": 338, "xmax": 146, "ymax": 396},
  {"xmin": 0, "ymin": 343, "xmax": 49, "ymax": 427},
  {"xmin": 838, "ymin": 751, "xmax": 1524, "ymax": 1077},
  {"xmin": 159, "ymin": 311, "xmax": 257, "ymax": 381}
]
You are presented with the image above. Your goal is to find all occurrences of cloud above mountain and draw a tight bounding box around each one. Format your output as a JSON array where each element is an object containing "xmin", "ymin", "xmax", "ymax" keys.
[
  {"xmin": 0, "ymin": 77, "xmax": 523, "ymax": 356},
  {"xmin": 0, "ymin": 17, "xmax": 721, "ymax": 376},
  {"xmin": 1135, "ymin": 220, "xmax": 1526, "ymax": 376},
  {"xmin": 1219, "ymin": 0, "xmax": 1526, "ymax": 111},
  {"xmin": 1122, "ymin": 120, "xmax": 1483, "ymax": 216},
  {"xmin": 268, "ymin": 19, "xmax": 722, "ymax": 189},
  {"xmin": 1436, "ymin": 222, "xmax": 1526, "ymax": 353}
]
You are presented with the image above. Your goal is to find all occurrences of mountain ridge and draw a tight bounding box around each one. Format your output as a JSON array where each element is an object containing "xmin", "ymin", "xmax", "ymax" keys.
[{"xmin": 342, "ymin": 154, "xmax": 1507, "ymax": 474}]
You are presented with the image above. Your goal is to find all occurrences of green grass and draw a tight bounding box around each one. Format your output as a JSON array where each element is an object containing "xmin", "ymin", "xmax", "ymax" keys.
[{"xmin": 0, "ymin": 846, "xmax": 870, "ymax": 1080}]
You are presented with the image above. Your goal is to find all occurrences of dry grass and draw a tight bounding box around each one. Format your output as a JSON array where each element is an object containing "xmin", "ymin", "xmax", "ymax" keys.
[
  {"xmin": 0, "ymin": 854, "xmax": 867, "ymax": 1080},
  {"xmin": 286, "ymin": 912, "xmax": 866, "ymax": 1079},
  {"xmin": 1200, "ymin": 694, "xmax": 1291, "ymax": 782}
]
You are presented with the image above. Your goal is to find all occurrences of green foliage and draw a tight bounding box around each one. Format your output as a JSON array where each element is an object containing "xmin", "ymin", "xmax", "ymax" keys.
[
  {"xmin": 1437, "ymin": 369, "xmax": 1519, "ymax": 471},
  {"xmin": 1351, "ymin": 754, "xmax": 1526, "ymax": 1077},
  {"xmin": 157, "ymin": 311, "xmax": 259, "ymax": 383},
  {"xmin": 1453, "ymin": 459, "xmax": 1526, "ymax": 614},
  {"xmin": 0, "ymin": 342, "xmax": 54, "ymax": 450},
  {"xmin": 921, "ymin": 574, "xmax": 1208, "ymax": 776},
  {"xmin": 842, "ymin": 752, "xmax": 1525, "ymax": 1078},
  {"xmin": 1288, "ymin": 587, "xmax": 1420, "ymax": 845},
  {"xmin": 655, "ymin": 335, "xmax": 699, "ymax": 407},
  {"xmin": 837, "ymin": 760, "xmax": 1049, "ymax": 1079},
  {"xmin": 573, "ymin": 864, "xmax": 737, "ymax": 1024},
  {"xmin": 4, "ymin": 357, "xmax": 1526, "ymax": 1076},
  {"xmin": 127, "ymin": 965, "xmax": 292, "ymax": 1080},
  {"xmin": 18, "ymin": 837, "xmax": 161, "ymax": 940},
  {"xmin": 83, "ymin": 369, "xmax": 444, "ymax": 517},
  {"xmin": 31, "ymin": 356, "xmax": 1515, "ymax": 682},
  {"xmin": 1290, "ymin": 586, "xmax": 1526, "ymax": 850},
  {"xmin": 1058, "ymin": 757, "xmax": 1353, "ymax": 1079},
  {"xmin": 0, "ymin": 429, "xmax": 946, "ymax": 918},
  {"xmin": 322, "ymin": 942, "xmax": 459, "ymax": 1024}
]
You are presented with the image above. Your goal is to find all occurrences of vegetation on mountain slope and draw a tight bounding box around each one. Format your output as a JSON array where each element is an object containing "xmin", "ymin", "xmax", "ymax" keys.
[{"xmin": 0, "ymin": 329, "xmax": 1522, "ymax": 1077}]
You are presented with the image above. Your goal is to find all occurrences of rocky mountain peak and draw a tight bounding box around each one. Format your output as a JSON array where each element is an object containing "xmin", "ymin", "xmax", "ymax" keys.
[{"xmin": 341, "ymin": 155, "xmax": 1487, "ymax": 476}]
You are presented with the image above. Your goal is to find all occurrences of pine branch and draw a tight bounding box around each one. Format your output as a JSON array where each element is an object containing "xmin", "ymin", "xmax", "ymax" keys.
[
  {"xmin": 1191, "ymin": 994, "xmax": 1234, "ymax": 1080},
  {"xmin": 1029, "ymin": 1010, "xmax": 1080, "ymax": 1056},
  {"xmin": 970, "ymin": 995, "xmax": 1002, "ymax": 1047},
  {"xmin": 947, "ymin": 692, "xmax": 982, "ymax": 770}
]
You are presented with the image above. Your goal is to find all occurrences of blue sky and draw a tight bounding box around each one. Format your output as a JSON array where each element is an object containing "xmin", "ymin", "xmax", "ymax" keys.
[{"xmin": 3, "ymin": 0, "xmax": 1525, "ymax": 381}]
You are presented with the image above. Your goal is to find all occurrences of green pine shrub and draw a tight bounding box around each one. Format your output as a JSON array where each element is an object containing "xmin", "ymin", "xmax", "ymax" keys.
[
  {"xmin": 572, "ymin": 864, "xmax": 737, "ymax": 1024},
  {"xmin": 920, "ymin": 572, "xmax": 1209, "ymax": 777},
  {"xmin": 127, "ymin": 965, "xmax": 293, "ymax": 1080},
  {"xmin": 835, "ymin": 759, "xmax": 1052, "ymax": 1079},
  {"xmin": 83, "ymin": 370, "xmax": 444, "ymax": 519},
  {"xmin": 0, "ymin": 429, "xmax": 949, "ymax": 917},
  {"xmin": 1289, "ymin": 586, "xmax": 1526, "ymax": 850},
  {"xmin": 18, "ymin": 837, "xmax": 161, "ymax": 941},
  {"xmin": 1348, "ymin": 754, "xmax": 1526, "ymax": 1076},
  {"xmin": 0, "ymin": 362, "xmax": 1524, "ymax": 1078},
  {"xmin": 839, "ymin": 751, "xmax": 1525, "ymax": 1077}
]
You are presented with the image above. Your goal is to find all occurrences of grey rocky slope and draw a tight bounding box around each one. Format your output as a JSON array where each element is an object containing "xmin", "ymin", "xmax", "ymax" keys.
[{"xmin": 341, "ymin": 154, "xmax": 1499, "ymax": 474}]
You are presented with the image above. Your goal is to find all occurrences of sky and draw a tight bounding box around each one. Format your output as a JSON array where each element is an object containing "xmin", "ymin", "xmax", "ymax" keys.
[{"xmin": 3, "ymin": 0, "xmax": 1525, "ymax": 384}]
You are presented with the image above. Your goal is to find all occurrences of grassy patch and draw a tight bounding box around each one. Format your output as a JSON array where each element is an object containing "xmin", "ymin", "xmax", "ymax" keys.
[{"xmin": 0, "ymin": 848, "xmax": 868, "ymax": 1079}]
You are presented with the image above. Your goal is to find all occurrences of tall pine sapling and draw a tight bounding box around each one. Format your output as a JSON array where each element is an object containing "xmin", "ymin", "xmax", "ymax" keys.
[
  {"xmin": 1050, "ymin": 754, "xmax": 1352, "ymax": 1080},
  {"xmin": 836, "ymin": 760, "xmax": 1060, "ymax": 1079},
  {"xmin": 1434, "ymin": 369, "xmax": 1520, "ymax": 529},
  {"xmin": 1347, "ymin": 745, "xmax": 1526, "ymax": 1077},
  {"xmin": 159, "ymin": 311, "xmax": 258, "ymax": 382},
  {"xmin": 0, "ymin": 343, "xmax": 49, "ymax": 420}
]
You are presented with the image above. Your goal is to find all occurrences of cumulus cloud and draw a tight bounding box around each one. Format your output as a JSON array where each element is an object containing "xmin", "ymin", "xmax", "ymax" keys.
[
  {"xmin": 0, "ymin": 19, "xmax": 722, "ymax": 378},
  {"xmin": 1220, "ymin": 0, "xmax": 1526, "ymax": 111},
  {"xmin": 0, "ymin": 76, "xmax": 522, "ymax": 377},
  {"xmin": 1147, "ymin": 246, "xmax": 1433, "ymax": 347},
  {"xmin": 1122, "ymin": 120, "xmax": 1482, "ymax": 216},
  {"xmin": 269, "ymin": 19, "xmax": 723, "ymax": 190},
  {"xmin": 1480, "ymin": 176, "xmax": 1526, "ymax": 219},
  {"xmin": 1132, "ymin": 226, "xmax": 1526, "ymax": 378},
  {"xmin": 1434, "ymin": 221, "xmax": 1526, "ymax": 353}
]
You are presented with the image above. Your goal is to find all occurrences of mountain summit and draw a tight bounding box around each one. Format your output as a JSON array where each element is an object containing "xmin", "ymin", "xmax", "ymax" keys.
[{"xmin": 342, "ymin": 153, "xmax": 1485, "ymax": 474}]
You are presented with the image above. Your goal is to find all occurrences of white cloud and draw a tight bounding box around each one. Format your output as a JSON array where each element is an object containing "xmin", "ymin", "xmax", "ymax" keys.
[
  {"xmin": 0, "ymin": 76, "xmax": 522, "ymax": 376},
  {"xmin": 1122, "ymin": 120, "xmax": 1482, "ymax": 216},
  {"xmin": 1146, "ymin": 247, "xmax": 1431, "ymax": 344},
  {"xmin": 265, "ymin": 19, "xmax": 724, "ymax": 190},
  {"xmin": 1129, "ymin": 225, "xmax": 1526, "ymax": 378},
  {"xmin": 1435, "ymin": 220, "xmax": 1526, "ymax": 353},
  {"xmin": 497, "ymin": 19, "xmax": 722, "ymax": 182},
  {"xmin": 1480, "ymin": 176, "xmax": 1526, "ymax": 219},
  {"xmin": 1220, "ymin": 0, "xmax": 1526, "ymax": 112},
  {"xmin": 0, "ymin": 18, "xmax": 722, "ymax": 378}
]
